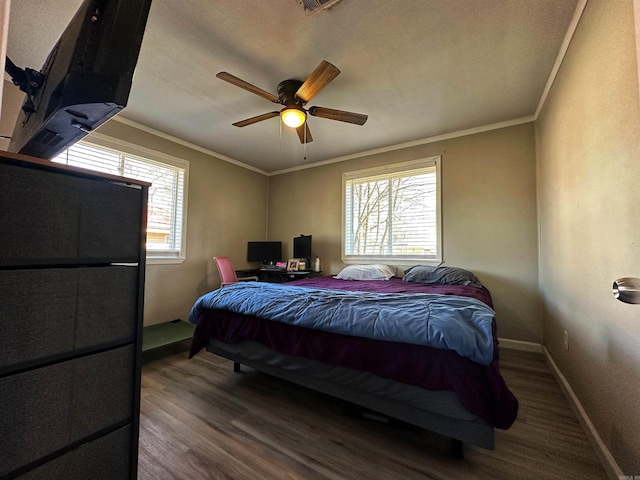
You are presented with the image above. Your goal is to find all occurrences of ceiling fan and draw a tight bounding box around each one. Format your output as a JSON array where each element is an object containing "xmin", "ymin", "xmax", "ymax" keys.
[{"xmin": 216, "ymin": 60, "xmax": 368, "ymax": 144}]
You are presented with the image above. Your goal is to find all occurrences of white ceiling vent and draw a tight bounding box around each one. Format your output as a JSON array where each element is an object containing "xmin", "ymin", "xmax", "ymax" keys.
[{"xmin": 296, "ymin": 0, "xmax": 343, "ymax": 15}]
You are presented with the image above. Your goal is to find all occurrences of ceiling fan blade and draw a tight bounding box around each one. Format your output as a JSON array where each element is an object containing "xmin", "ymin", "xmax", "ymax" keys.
[
  {"xmin": 216, "ymin": 72, "xmax": 279, "ymax": 103},
  {"xmin": 296, "ymin": 123, "xmax": 313, "ymax": 144},
  {"xmin": 308, "ymin": 106, "xmax": 368, "ymax": 125},
  {"xmin": 295, "ymin": 60, "xmax": 340, "ymax": 103},
  {"xmin": 232, "ymin": 111, "xmax": 279, "ymax": 127}
]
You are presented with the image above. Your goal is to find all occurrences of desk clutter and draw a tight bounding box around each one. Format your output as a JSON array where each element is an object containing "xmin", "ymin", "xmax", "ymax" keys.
[{"xmin": 242, "ymin": 235, "xmax": 321, "ymax": 282}]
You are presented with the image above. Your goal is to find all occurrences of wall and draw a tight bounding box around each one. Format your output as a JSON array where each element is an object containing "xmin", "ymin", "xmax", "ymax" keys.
[
  {"xmin": 95, "ymin": 120, "xmax": 269, "ymax": 326},
  {"xmin": 268, "ymin": 123, "xmax": 540, "ymax": 342},
  {"xmin": 0, "ymin": 84, "xmax": 270, "ymax": 326},
  {"xmin": 536, "ymin": 0, "xmax": 640, "ymax": 474},
  {"xmin": 0, "ymin": 78, "xmax": 23, "ymax": 150}
]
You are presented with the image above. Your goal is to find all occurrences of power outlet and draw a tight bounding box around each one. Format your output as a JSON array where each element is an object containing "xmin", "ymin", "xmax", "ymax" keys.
[{"xmin": 563, "ymin": 330, "xmax": 569, "ymax": 351}]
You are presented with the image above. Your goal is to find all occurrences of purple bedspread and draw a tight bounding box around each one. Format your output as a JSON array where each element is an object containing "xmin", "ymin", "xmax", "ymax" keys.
[
  {"xmin": 189, "ymin": 276, "xmax": 518, "ymax": 429},
  {"xmin": 291, "ymin": 276, "xmax": 494, "ymax": 307}
]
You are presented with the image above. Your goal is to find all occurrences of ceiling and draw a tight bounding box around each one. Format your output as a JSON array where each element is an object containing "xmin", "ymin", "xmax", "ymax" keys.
[{"xmin": 6, "ymin": 0, "xmax": 580, "ymax": 174}]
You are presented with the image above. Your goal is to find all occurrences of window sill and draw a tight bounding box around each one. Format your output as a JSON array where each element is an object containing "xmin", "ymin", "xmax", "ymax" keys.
[{"xmin": 146, "ymin": 256, "xmax": 186, "ymax": 265}]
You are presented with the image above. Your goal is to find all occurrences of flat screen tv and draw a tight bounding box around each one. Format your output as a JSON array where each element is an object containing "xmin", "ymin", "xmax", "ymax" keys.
[
  {"xmin": 6, "ymin": 0, "xmax": 152, "ymax": 159},
  {"xmin": 247, "ymin": 241, "xmax": 282, "ymax": 265},
  {"xmin": 293, "ymin": 235, "xmax": 312, "ymax": 261}
]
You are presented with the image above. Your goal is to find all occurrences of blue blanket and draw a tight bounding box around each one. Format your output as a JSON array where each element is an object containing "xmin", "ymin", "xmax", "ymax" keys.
[{"xmin": 189, "ymin": 282, "xmax": 496, "ymax": 365}]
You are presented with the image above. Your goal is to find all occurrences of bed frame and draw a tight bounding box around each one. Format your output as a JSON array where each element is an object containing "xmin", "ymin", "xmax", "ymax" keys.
[{"xmin": 205, "ymin": 338, "xmax": 496, "ymax": 458}]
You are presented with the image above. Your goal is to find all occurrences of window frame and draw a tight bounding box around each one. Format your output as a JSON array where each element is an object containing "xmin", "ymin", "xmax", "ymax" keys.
[
  {"xmin": 341, "ymin": 156, "xmax": 442, "ymax": 265},
  {"xmin": 55, "ymin": 133, "xmax": 189, "ymax": 265}
]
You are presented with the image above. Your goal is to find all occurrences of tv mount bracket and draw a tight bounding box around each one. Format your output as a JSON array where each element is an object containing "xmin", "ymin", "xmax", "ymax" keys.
[{"xmin": 5, "ymin": 56, "xmax": 44, "ymax": 114}]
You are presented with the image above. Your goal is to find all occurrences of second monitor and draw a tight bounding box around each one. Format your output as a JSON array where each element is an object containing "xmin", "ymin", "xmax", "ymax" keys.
[{"xmin": 293, "ymin": 235, "xmax": 312, "ymax": 268}]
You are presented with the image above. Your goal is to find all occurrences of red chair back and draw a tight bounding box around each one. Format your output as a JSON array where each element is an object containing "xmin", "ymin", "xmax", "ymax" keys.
[{"xmin": 213, "ymin": 256, "xmax": 239, "ymax": 286}]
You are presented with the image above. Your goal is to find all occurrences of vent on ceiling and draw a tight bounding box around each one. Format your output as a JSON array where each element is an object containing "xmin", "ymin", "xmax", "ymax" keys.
[{"xmin": 296, "ymin": 0, "xmax": 343, "ymax": 15}]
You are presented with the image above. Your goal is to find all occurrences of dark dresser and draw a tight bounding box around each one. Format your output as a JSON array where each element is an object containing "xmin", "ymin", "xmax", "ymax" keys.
[{"xmin": 0, "ymin": 151, "xmax": 148, "ymax": 479}]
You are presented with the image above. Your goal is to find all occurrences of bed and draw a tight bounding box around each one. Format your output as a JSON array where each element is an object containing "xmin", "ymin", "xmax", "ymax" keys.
[{"xmin": 188, "ymin": 265, "xmax": 518, "ymax": 457}]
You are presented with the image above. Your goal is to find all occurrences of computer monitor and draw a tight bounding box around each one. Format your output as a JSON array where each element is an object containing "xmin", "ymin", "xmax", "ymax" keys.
[
  {"xmin": 293, "ymin": 235, "xmax": 312, "ymax": 266},
  {"xmin": 247, "ymin": 241, "xmax": 282, "ymax": 265}
]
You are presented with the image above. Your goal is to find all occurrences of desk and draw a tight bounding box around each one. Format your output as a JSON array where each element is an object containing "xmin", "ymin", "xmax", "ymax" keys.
[
  {"xmin": 236, "ymin": 268, "xmax": 320, "ymax": 283},
  {"xmin": 259, "ymin": 269, "xmax": 316, "ymax": 282}
]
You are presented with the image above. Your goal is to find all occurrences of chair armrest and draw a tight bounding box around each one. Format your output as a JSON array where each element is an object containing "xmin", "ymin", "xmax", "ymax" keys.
[{"xmin": 237, "ymin": 276, "xmax": 259, "ymax": 282}]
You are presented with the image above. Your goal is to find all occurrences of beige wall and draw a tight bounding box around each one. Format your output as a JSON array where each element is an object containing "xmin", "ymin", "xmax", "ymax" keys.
[
  {"xmin": 537, "ymin": 0, "xmax": 640, "ymax": 473},
  {"xmin": 268, "ymin": 123, "xmax": 540, "ymax": 342},
  {"xmin": 0, "ymin": 86, "xmax": 269, "ymax": 327},
  {"xmin": 0, "ymin": 78, "xmax": 23, "ymax": 150},
  {"xmin": 93, "ymin": 120, "xmax": 270, "ymax": 326},
  {"xmin": 0, "ymin": 104, "xmax": 267, "ymax": 326}
]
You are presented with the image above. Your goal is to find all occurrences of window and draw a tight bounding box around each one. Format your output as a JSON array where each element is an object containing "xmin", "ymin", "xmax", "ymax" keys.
[
  {"xmin": 342, "ymin": 156, "xmax": 441, "ymax": 264},
  {"xmin": 53, "ymin": 138, "xmax": 188, "ymax": 263}
]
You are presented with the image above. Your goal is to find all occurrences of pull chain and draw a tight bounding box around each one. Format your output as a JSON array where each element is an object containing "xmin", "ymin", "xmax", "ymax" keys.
[{"xmin": 303, "ymin": 122, "xmax": 307, "ymax": 160}]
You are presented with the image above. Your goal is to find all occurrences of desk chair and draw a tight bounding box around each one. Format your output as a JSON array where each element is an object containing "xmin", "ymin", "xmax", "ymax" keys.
[{"xmin": 214, "ymin": 256, "xmax": 259, "ymax": 287}]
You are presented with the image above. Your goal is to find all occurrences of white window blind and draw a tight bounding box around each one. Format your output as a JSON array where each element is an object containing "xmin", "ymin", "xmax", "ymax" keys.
[
  {"xmin": 343, "ymin": 157, "xmax": 441, "ymax": 263},
  {"xmin": 53, "ymin": 141, "xmax": 187, "ymax": 260}
]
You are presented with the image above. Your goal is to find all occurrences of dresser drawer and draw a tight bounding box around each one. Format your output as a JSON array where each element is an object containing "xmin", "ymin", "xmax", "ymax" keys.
[
  {"xmin": 0, "ymin": 266, "xmax": 138, "ymax": 375},
  {"xmin": 0, "ymin": 163, "xmax": 143, "ymax": 265},
  {"xmin": 0, "ymin": 345, "xmax": 135, "ymax": 477}
]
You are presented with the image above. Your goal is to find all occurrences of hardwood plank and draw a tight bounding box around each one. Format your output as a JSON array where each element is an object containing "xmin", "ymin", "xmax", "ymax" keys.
[{"xmin": 138, "ymin": 348, "xmax": 607, "ymax": 479}]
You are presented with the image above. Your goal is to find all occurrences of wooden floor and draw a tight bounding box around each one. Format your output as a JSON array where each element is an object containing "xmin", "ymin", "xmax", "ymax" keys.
[{"xmin": 138, "ymin": 344, "xmax": 607, "ymax": 480}]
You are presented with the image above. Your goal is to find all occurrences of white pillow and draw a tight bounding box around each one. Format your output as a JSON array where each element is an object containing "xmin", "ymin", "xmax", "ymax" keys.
[{"xmin": 334, "ymin": 264, "xmax": 396, "ymax": 281}]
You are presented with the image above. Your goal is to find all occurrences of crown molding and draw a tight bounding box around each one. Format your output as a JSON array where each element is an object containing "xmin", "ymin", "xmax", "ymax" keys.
[
  {"xmin": 270, "ymin": 116, "xmax": 535, "ymax": 175},
  {"xmin": 535, "ymin": 0, "xmax": 588, "ymax": 118},
  {"xmin": 111, "ymin": 115, "xmax": 269, "ymax": 176}
]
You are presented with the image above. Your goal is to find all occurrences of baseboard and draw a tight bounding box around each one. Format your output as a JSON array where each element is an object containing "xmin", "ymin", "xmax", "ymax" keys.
[
  {"xmin": 497, "ymin": 338, "xmax": 543, "ymax": 353},
  {"xmin": 542, "ymin": 347, "xmax": 623, "ymax": 480}
]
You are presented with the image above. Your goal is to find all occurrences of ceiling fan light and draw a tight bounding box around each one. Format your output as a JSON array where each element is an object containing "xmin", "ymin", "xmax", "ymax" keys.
[{"xmin": 281, "ymin": 108, "xmax": 306, "ymax": 128}]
